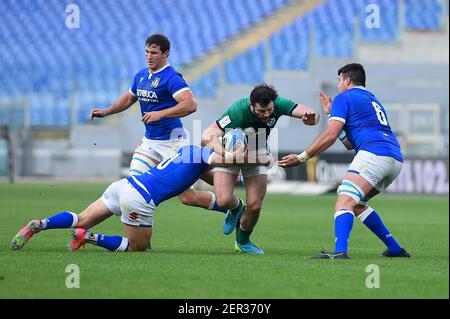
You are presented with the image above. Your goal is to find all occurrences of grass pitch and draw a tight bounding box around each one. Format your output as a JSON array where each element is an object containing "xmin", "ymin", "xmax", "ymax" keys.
[{"xmin": 0, "ymin": 182, "xmax": 448, "ymax": 298}]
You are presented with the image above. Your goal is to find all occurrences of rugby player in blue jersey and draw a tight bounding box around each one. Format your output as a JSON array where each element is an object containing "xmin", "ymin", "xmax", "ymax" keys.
[
  {"xmin": 278, "ymin": 63, "xmax": 410, "ymax": 259},
  {"xmin": 11, "ymin": 144, "xmax": 273, "ymax": 252},
  {"xmin": 89, "ymin": 34, "xmax": 231, "ymax": 216}
]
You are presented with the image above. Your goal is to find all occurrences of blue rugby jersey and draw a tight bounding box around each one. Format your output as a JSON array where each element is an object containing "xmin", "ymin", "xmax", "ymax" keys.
[
  {"xmin": 129, "ymin": 64, "xmax": 190, "ymax": 140},
  {"xmin": 127, "ymin": 145, "xmax": 214, "ymax": 205},
  {"xmin": 329, "ymin": 87, "xmax": 403, "ymax": 162}
]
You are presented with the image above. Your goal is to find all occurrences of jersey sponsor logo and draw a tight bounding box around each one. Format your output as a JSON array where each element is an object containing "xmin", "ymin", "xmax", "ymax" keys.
[
  {"xmin": 151, "ymin": 77, "xmax": 160, "ymax": 88},
  {"xmin": 219, "ymin": 115, "xmax": 231, "ymax": 129},
  {"xmin": 137, "ymin": 89, "xmax": 158, "ymax": 98},
  {"xmin": 266, "ymin": 118, "xmax": 276, "ymax": 127},
  {"xmin": 136, "ymin": 89, "xmax": 158, "ymax": 102}
]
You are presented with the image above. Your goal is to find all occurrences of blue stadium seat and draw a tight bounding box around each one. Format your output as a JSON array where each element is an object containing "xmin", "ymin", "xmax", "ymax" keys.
[
  {"xmin": 224, "ymin": 43, "xmax": 265, "ymax": 84},
  {"xmin": 404, "ymin": 0, "xmax": 443, "ymax": 30},
  {"xmin": 270, "ymin": 17, "xmax": 310, "ymax": 70},
  {"xmin": 189, "ymin": 69, "xmax": 219, "ymax": 100},
  {"xmin": 358, "ymin": 0, "xmax": 399, "ymax": 43}
]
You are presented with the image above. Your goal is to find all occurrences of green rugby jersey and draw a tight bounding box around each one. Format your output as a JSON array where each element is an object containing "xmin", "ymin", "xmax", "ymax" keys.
[{"xmin": 216, "ymin": 96, "xmax": 297, "ymax": 144}]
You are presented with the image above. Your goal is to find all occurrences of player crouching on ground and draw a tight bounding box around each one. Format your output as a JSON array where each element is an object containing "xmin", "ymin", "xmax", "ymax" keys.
[{"xmin": 11, "ymin": 144, "xmax": 273, "ymax": 252}]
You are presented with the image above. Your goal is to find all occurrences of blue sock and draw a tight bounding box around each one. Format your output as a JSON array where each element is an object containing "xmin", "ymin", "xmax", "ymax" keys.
[
  {"xmin": 212, "ymin": 201, "xmax": 228, "ymax": 213},
  {"xmin": 334, "ymin": 210, "xmax": 354, "ymax": 253},
  {"xmin": 86, "ymin": 232, "xmax": 129, "ymax": 252},
  {"xmin": 41, "ymin": 211, "xmax": 78, "ymax": 229},
  {"xmin": 358, "ymin": 207, "xmax": 402, "ymax": 254},
  {"xmin": 208, "ymin": 192, "xmax": 228, "ymax": 213}
]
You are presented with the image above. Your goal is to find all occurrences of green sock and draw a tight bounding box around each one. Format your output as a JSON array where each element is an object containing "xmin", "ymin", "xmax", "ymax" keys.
[{"xmin": 236, "ymin": 225, "xmax": 252, "ymax": 245}]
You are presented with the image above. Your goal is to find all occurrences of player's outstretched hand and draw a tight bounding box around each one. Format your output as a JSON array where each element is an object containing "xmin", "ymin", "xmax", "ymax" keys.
[
  {"xmin": 277, "ymin": 154, "xmax": 301, "ymax": 168},
  {"xmin": 142, "ymin": 111, "xmax": 162, "ymax": 123},
  {"xmin": 302, "ymin": 111, "xmax": 319, "ymax": 126},
  {"xmin": 90, "ymin": 108, "xmax": 108, "ymax": 121},
  {"xmin": 319, "ymin": 91, "xmax": 333, "ymax": 115}
]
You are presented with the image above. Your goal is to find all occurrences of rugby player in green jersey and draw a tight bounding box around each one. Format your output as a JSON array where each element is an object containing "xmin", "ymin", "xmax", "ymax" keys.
[{"xmin": 202, "ymin": 83, "xmax": 319, "ymax": 254}]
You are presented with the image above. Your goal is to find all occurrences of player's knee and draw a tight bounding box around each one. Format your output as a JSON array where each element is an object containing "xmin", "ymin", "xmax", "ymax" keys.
[
  {"xmin": 129, "ymin": 155, "xmax": 158, "ymax": 176},
  {"xmin": 335, "ymin": 193, "xmax": 358, "ymax": 211},
  {"xmin": 246, "ymin": 201, "xmax": 262, "ymax": 214},
  {"xmin": 336, "ymin": 180, "xmax": 364, "ymax": 211},
  {"xmin": 215, "ymin": 193, "xmax": 235, "ymax": 208},
  {"xmin": 128, "ymin": 239, "xmax": 149, "ymax": 252},
  {"xmin": 178, "ymin": 191, "xmax": 197, "ymax": 206}
]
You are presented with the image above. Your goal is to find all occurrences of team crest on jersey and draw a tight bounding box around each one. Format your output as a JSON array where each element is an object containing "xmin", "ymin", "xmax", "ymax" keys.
[
  {"xmin": 266, "ymin": 118, "xmax": 276, "ymax": 127},
  {"xmin": 151, "ymin": 77, "xmax": 160, "ymax": 88}
]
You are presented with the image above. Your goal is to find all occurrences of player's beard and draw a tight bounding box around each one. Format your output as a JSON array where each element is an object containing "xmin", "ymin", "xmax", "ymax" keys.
[{"xmin": 250, "ymin": 107, "xmax": 269, "ymax": 123}]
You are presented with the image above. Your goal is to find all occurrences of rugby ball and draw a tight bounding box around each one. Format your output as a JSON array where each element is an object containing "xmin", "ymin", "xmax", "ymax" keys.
[{"xmin": 222, "ymin": 128, "xmax": 247, "ymax": 152}]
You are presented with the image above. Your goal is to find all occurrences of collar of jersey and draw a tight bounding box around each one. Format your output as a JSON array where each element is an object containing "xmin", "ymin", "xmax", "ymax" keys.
[
  {"xmin": 351, "ymin": 86, "xmax": 367, "ymax": 91},
  {"xmin": 148, "ymin": 64, "xmax": 170, "ymax": 78}
]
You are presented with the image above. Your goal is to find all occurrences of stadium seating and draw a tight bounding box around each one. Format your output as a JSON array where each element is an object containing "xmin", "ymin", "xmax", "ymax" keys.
[
  {"xmin": 224, "ymin": 0, "xmax": 446, "ymax": 84},
  {"xmin": 0, "ymin": 0, "xmax": 289, "ymax": 125},
  {"xmin": 189, "ymin": 69, "xmax": 220, "ymax": 100},
  {"xmin": 270, "ymin": 17, "xmax": 310, "ymax": 70},
  {"xmin": 0, "ymin": 0, "xmax": 446, "ymax": 125},
  {"xmin": 224, "ymin": 43, "xmax": 266, "ymax": 84},
  {"xmin": 404, "ymin": 0, "xmax": 444, "ymax": 30}
]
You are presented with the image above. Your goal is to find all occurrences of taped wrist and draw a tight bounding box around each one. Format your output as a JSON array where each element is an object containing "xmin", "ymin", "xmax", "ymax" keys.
[
  {"xmin": 297, "ymin": 151, "xmax": 310, "ymax": 163},
  {"xmin": 338, "ymin": 130, "xmax": 347, "ymax": 142}
]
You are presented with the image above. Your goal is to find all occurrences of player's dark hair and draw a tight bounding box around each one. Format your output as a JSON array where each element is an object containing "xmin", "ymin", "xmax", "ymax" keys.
[
  {"xmin": 250, "ymin": 83, "xmax": 278, "ymax": 108},
  {"xmin": 146, "ymin": 34, "xmax": 170, "ymax": 53},
  {"xmin": 338, "ymin": 63, "xmax": 366, "ymax": 87}
]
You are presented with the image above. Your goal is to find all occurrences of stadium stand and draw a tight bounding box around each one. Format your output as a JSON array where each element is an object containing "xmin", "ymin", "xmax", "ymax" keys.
[
  {"xmin": 270, "ymin": 17, "xmax": 310, "ymax": 70},
  {"xmin": 404, "ymin": 0, "xmax": 444, "ymax": 30},
  {"xmin": 224, "ymin": 43, "xmax": 266, "ymax": 84},
  {"xmin": 0, "ymin": 0, "xmax": 447, "ymax": 125},
  {"xmin": 0, "ymin": 0, "xmax": 289, "ymax": 125},
  {"xmin": 224, "ymin": 0, "xmax": 446, "ymax": 84},
  {"xmin": 188, "ymin": 68, "xmax": 220, "ymax": 100}
]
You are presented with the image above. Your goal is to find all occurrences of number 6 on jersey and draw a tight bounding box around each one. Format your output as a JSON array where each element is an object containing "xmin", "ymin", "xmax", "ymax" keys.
[{"xmin": 372, "ymin": 101, "xmax": 388, "ymax": 126}]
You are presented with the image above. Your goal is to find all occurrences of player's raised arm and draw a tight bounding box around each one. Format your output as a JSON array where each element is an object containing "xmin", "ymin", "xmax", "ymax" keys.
[
  {"xmin": 90, "ymin": 91, "xmax": 137, "ymax": 121},
  {"xmin": 201, "ymin": 122, "xmax": 227, "ymax": 157},
  {"xmin": 319, "ymin": 90, "xmax": 353, "ymax": 150},
  {"xmin": 141, "ymin": 89, "xmax": 197, "ymax": 123},
  {"xmin": 290, "ymin": 104, "xmax": 320, "ymax": 126}
]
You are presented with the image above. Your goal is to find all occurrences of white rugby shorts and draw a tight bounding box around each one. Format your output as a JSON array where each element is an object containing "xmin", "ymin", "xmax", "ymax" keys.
[
  {"xmin": 101, "ymin": 178, "xmax": 156, "ymax": 227},
  {"xmin": 348, "ymin": 150, "xmax": 403, "ymax": 192},
  {"xmin": 135, "ymin": 135, "xmax": 189, "ymax": 163},
  {"xmin": 213, "ymin": 148, "xmax": 268, "ymax": 177}
]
